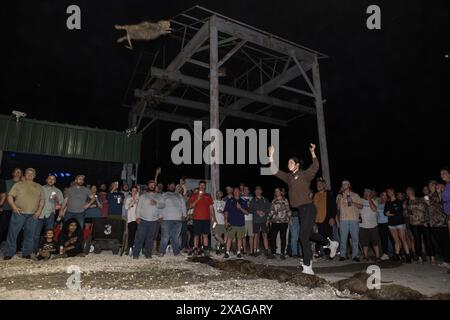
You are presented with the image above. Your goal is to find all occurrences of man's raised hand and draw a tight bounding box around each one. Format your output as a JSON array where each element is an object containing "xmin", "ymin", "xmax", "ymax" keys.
[{"xmin": 309, "ymin": 143, "xmax": 316, "ymax": 153}]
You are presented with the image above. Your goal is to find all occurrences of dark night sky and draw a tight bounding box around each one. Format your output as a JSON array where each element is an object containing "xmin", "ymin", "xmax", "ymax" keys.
[{"xmin": 1, "ymin": 0, "xmax": 449, "ymax": 195}]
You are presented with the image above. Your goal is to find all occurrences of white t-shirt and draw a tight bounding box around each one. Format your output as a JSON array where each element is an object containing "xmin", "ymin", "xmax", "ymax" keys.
[
  {"xmin": 213, "ymin": 200, "xmax": 225, "ymax": 225},
  {"xmin": 359, "ymin": 199, "xmax": 378, "ymax": 229},
  {"xmin": 241, "ymin": 196, "xmax": 253, "ymax": 221},
  {"xmin": 125, "ymin": 196, "xmax": 139, "ymax": 223}
]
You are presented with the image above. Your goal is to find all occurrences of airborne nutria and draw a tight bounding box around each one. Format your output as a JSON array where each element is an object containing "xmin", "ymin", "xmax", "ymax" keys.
[{"xmin": 115, "ymin": 20, "xmax": 172, "ymax": 49}]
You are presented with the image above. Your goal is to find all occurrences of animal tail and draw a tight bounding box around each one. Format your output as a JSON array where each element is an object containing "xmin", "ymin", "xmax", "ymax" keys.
[{"xmin": 114, "ymin": 24, "xmax": 126, "ymax": 30}]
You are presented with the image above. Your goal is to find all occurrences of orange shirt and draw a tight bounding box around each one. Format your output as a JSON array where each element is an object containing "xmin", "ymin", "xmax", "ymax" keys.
[{"xmin": 313, "ymin": 191, "xmax": 327, "ymax": 223}]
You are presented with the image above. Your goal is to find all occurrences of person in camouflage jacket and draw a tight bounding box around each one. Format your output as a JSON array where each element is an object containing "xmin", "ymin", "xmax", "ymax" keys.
[
  {"xmin": 425, "ymin": 182, "xmax": 450, "ymax": 265},
  {"xmin": 268, "ymin": 188, "xmax": 291, "ymax": 259},
  {"xmin": 406, "ymin": 187, "xmax": 432, "ymax": 261}
]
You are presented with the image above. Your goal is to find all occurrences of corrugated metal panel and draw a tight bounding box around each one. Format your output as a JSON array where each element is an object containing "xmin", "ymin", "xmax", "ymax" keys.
[{"xmin": 0, "ymin": 114, "xmax": 142, "ymax": 163}]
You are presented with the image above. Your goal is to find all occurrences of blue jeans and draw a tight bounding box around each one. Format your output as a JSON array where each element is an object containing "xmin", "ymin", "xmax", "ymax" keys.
[
  {"xmin": 33, "ymin": 214, "xmax": 55, "ymax": 253},
  {"xmin": 5, "ymin": 213, "xmax": 37, "ymax": 257},
  {"xmin": 289, "ymin": 216, "xmax": 301, "ymax": 256},
  {"xmin": 65, "ymin": 211, "xmax": 84, "ymax": 229},
  {"xmin": 332, "ymin": 224, "xmax": 340, "ymax": 244},
  {"xmin": 339, "ymin": 220, "xmax": 360, "ymax": 259},
  {"xmin": 133, "ymin": 220, "xmax": 158, "ymax": 257},
  {"xmin": 159, "ymin": 220, "xmax": 182, "ymax": 255}
]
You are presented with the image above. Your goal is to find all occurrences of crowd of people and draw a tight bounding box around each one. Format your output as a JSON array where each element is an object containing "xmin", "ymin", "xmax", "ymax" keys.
[{"xmin": 0, "ymin": 145, "xmax": 449, "ymax": 276}]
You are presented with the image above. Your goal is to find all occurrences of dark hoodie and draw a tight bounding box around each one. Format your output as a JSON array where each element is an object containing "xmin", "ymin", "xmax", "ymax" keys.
[{"xmin": 58, "ymin": 218, "xmax": 83, "ymax": 257}]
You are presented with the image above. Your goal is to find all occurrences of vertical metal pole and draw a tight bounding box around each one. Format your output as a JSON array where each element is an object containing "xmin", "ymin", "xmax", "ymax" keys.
[
  {"xmin": 312, "ymin": 56, "xmax": 331, "ymax": 189},
  {"xmin": 204, "ymin": 142, "xmax": 211, "ymax": 180},
  {"xmin": 209, "ymin": 16, "xmax": 220, "ymax": 197},
  {"xmin": 127, "ymin": 112, "xmax": 138, "ymax": 187}
]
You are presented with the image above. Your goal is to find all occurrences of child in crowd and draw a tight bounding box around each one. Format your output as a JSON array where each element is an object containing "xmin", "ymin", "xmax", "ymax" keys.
[{"xmin": 35, "ymin": 229, "xmax": 58, "ymax": 260}]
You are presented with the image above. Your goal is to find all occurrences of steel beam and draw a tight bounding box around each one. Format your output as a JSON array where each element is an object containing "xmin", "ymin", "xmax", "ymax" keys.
[
  {"xmin": 146, "ymin": 67, "xmax": 316, "ymax": 115},
  {"xmin": 142, "ymin": 109, "xmax": 207, "ymax": 127},
  {"xmin": 228, "ymin": 63, "xmax": 312, "ymax": 111},
  {"xmin": 197, "ymin": 36, "xmax": 238, "ymax": 52},
  {"xmin": 280, "ymin": 85, "xmax": 315, "ymax": 98},
  {"xmin": 134, "ymin": 93, "xmax": 288, "ymax": 126},
  {"xmin": 185, "ymin": 58, "xmax": 210, "ymax": 69},
  {"xmin": 218, "ymin": 40, "xmax": 247, "ymax": 67},
  {"xmin": 215, "ymin": 17, "xmax": 315, "ymax": 62},
  {"xmin": 312, "ymin": 57, "xmax": 331, "ymax": 189},
  {"xmin": 209, "ymin": 15, "xmax": 220, "ymax": 198},
  {"xmin": 292, "ymin": 55, "xmax": 316, "ymax": 96}
]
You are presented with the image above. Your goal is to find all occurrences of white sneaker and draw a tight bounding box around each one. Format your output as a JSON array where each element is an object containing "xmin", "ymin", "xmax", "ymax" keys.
[
  {"xmin": 381, "ymin": 254, "xmax": 390, "ymax": 261},
  {"xmin": 325, "ymin": 238, "xmax": 339, "ymax": 259},
  {"xmin": 301, "ymin": 262, "xmax": 314, "ymax": 275},
  {"xmin": 438, "ymin": 262, "xmax": 449, "ymax": 268}
]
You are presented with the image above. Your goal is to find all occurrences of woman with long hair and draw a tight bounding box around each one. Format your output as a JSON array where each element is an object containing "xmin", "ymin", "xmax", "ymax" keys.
[
  {"xmin": 58, "ymin": 218, "xmax": 84, "ymax": 257},
  {"xmin": 384, "ymin": 188, "xmax": 411, "ymax": 263}
]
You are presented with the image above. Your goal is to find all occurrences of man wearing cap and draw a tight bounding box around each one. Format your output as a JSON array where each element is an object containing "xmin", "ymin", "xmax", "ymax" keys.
[
  {"xmin": 359, "ymin": 188, "xmax": 381, "ymax": 262},
  {"xmin": 268, "ymin": 144, "xmax": 339, "ymax": 275},
  {"xmin": 61, "ymin": 175, "xmax": 94, "ymax": 228},
  {"xmin": 33, "ymin": 175, "xmax": 64, "ymax": 253},
  {"xmin": 4, "ymin": 168, "xmax": 45, "ymax": 260},
  {"xmin": 336, "ymin": 180, "xmax": 364, "ymax": 262}
]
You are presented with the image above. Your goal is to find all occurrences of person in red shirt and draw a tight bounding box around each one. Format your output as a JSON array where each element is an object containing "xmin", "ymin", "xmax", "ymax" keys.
[{"xmin": 188, "ymin": 180, "xmax": 216, "ymax": 256}]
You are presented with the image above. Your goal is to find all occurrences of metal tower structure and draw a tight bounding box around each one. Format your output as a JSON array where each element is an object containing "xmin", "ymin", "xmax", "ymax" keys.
[{"xmin": 126, "ymin": 6, "xmax": 330, "ymax": 195}]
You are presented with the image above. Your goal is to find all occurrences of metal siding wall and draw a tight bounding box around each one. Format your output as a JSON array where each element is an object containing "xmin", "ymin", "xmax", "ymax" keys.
[{"xmin": 0, "ymin": 115, "xmax": 141, "ymax": 163}]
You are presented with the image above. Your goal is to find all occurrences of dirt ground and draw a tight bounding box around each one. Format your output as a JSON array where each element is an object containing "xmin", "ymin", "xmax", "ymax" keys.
[
  {"xmin": 0, "ymin": 252, "xmax": 448, "ymax": 300},
  {"xmin": 0, "ymin": 253, "xmax": 347, "ymax": 300}
]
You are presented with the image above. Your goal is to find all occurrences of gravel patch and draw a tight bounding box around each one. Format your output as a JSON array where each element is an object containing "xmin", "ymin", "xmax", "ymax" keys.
[
  {"xmin": 0, "ymin": 279, "xmax": 347, "ymax": 300},
  {"xmin": 0, "ymin": 253, "xmax": 347, "ymax": 300}
]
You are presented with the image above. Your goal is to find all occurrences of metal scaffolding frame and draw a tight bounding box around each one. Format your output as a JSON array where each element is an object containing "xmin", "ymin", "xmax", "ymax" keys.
[{"xmin": 126, "ymin": 6, "xmax": 331, "ymax": 194}]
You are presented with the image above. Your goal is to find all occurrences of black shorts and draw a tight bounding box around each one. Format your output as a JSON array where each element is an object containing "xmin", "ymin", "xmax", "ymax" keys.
[
  {"xmin": 359, "ymin": 227, "xmax": 380, "ymax": 247},
  {"xmin": 193, "ymin": 220, "xmax": 211, "ymax": 235},
  {"xmin": 253, "ymin": 222, "xmax": 269, "ymax": 234}
]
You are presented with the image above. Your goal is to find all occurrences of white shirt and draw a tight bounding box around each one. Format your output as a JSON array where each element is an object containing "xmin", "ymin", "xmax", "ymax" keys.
[
  {"xmin": 125, "ymin": 196, "xmax": 139, "ymax": 223},
  {"xmin": 213, "ymin": 200, "xmax": 226, "ymax": 225},
  {"xmin": 241, "ymin": 196, "xmax": 253, "ymax": 221},
  {"xmin": 359, "ymin": 199, "xmax": 378, "ymax": 229}
]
